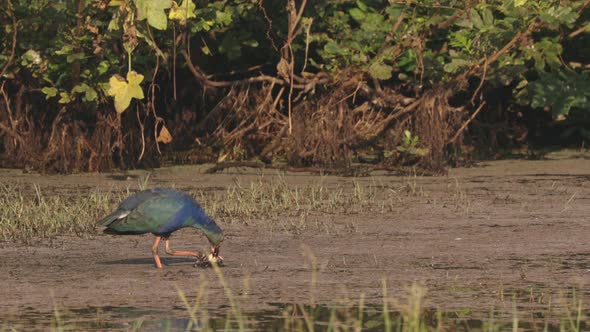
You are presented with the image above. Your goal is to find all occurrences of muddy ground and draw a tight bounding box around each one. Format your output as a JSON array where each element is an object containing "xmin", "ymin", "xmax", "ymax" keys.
[{"xmin": 1, "ymin": 150, "xmax": 590, "ymax": 330}]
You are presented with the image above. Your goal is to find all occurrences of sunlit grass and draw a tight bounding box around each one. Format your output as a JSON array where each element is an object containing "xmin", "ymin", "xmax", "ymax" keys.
[
  {"xmin": 0, "ymin": 184, "xmax": 117, "ymax": 242},
  {"xmin": 0, "ymin": 176, "xmax": 406, "ymax": 242}
]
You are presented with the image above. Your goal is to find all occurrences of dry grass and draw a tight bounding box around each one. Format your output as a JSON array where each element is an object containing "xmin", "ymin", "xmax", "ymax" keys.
[
  {"xmin": 0, "ymin": 174, "xmax": 478, "ymax": 242},
  {"xmin": 0, "ymin": 175, "xmax": 400, "ymax": 242}
]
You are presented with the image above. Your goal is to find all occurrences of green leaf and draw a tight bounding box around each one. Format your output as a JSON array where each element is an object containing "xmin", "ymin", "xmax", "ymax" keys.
[
  {"xmin": 71, "ymin": 83, "xmax": 98, "ymax": 102},
  {"xmin": 107, "ymin": 71, "xmax": 145, "ymax": 113},
  {"xmin": 58, "ymin": 92, "xmax": 71, "ymax": 104},
  {"xmin": 97, "ymin": 61, "xmax": 110, "ymax": 75},
  {"xmin": 135, "ymin": 0, "xmax": 172, "ymax": 30},
  {"xmin": 55, "ymin": 45, "xmax": 73, "ymax": 55},
  {"xmin": 470, "ymin": 8, "xmax": 484, "ymax": 29},
  {"xmin": 216, "ymin": 11, "xmax": 233, "ymax": 26},
  {"xmin": 525, "ymin": 71, "xmax": 590, "ymax": 120},
  {"xmin": 349, "ymin": 8, "xmax": 366, "ymax": 22},
  {"xmin": 41, "ymin": 87, "xmax": 58, "ymax": 99},
  {"xmin": 66, "ymin": 52, "xmax": 85, "ymax": 63},
  {"xmin": 356, "ymin": 0, "xmax": 368, "ymax": 12},
  {"xmin": 201, "ymin": 45, "xmax": 211, "ymax": 55},
  {"xmin": 218, "ymin": 35, "xmax": 242, "ymax": 60},
  {"xmin": 514, "ymin": 0, "xmax": 527, "ymax": 7},
  {"xmin": 368, "ymin": 61, "xmax": 392, "ymax": 80},
  {"xmin": 540, "ymin": 6, "xmax": 578, "ymax": 28},
  {"xmin": 108, "ymin": 12, "xmax": 121, "ymax": 31},
  {"xmin": 481, "ymin": 8, "xmax": 494, "ymax": 26},
  {"xmin": 22, "ymin": 49, "xmax": 41, "ymax": 65},
  {"xmin": 324, "ymin": 42, "xmax": 343, "ymax": 55},
  {"xmin": 168, "ymin": 0, "xmax": 196, "ymax": 25},
  {"xmin": 397, "ymin": 49, "xmax": 417, "ymax": 71},
  {"xmin": 530, "ymin": 38, "xmax": 562, "ymax": 71},
  {"xmin": 242, "ymin": 39, "xmax": 259, "ymax": 48},
  {"xmin": 449, "ymin": 31, "xmax": 472, "ymax": 52},
  {"xmin": 444, "ymin": 58, "xmax": 471, "ymax": 73}
]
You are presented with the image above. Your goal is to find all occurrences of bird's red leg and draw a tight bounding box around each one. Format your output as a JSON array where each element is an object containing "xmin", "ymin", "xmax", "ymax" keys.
[
  {"xmin": 152, "ymin": 236, "xmax": 163, "ymax": 269},
  {"xmin": 164, "ymin": 238, "xmax": 201, "ymax": 257}
]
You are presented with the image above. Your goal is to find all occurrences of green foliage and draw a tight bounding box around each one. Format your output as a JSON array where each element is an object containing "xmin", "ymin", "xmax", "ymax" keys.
[
  {"xmin": 1, "ymin": 0, "xmax": 590, "ymax": 171},
  {"xmin": 517, "ymin": 70, "xmax": 590, "ymax": 121},
  {"xmin": 385, "ymin": 130, "xmax": 428, "ymax": 159}
]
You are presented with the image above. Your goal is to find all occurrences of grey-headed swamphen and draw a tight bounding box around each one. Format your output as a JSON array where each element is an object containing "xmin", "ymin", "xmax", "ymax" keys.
[{"xmin": 97, "ymin": 187, "xmax": 224, "ymax": 268}]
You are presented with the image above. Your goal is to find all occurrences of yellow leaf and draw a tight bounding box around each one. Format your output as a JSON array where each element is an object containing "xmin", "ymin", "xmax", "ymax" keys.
[
  {"xmin": 157, "ymin": 125, "xmax": 173, "ymax": 144},
  {"xmin": 107, "ymin": 71, "xmax": 144, "ymax": 113},
  {"xmin": 58, "ymin": 92, "xmax": 71, "ymax": 104},
  {"xmin": 168, "ymin": 0, "xmax": 196, "ymax": 25}
]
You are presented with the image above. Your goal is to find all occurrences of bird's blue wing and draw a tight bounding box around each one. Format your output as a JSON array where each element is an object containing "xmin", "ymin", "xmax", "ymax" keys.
[{"xmin": 105, "ymin": 194, "xmax": 186, "ymax": 234}]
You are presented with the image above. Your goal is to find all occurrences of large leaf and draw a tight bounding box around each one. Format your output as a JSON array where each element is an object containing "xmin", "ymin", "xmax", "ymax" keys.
[
  {"xmin": 107, "ymin": 71, "xmax": 145, "ymax": 113},
  {"xmin": 135, "ymin": 0, "xmax": 172, "ymax": 30}
]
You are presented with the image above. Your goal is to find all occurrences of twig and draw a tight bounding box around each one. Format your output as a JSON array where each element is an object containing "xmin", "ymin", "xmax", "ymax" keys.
[
  {"xmin": 568, "ymin": 23, "xmax": 590, "ymax": 39},
  {"xmin": 149, "ymin": 56, "xmax": 161, "ymax": 156},
  {"xmin": 173, "ymin": 24, "xmax": 177, "ymax": 100},
  {"xmin": 435, "ymin": 3, "xmax": 471, "ymax": 30},
  {"xmin": 288, "ymin": 0, "xmax": 308, "ymax": 38},
  {"xmin": 136, "ymin": 105, "xmax": 146, "ymax": 163},
  {"xmin": 448, "ymin": 101, "xmax": 486, "ymax": 144},
  {"xmin": 181, "ymin": 50, "xmax": 284, "ymax": 87},
  {"xmin": 258, "ymin": 0, "xmax": 278, "ymax": 51},
  {"xmin": 576, "ymin": 0, "xmax": 590, "ymax": 13},
  {"xmin": 301, "ymin": 18, "xmax": 312, "ymax": 73},
  {"xmin": 0, "ymin": 122, "xmax": 25, "ymax": 144},
  {"xmin": 451, "ymin": 19, "xmax": 541, "ymax": 93},
  {"xmin": 470, "ymin": 60, "xmax": 488, "ymax": 104}
]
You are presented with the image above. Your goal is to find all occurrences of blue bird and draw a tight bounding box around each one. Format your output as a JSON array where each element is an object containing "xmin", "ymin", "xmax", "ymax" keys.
[{"xmin": 97, "ymin": 187, "xmax": 224, "ymax": 268}]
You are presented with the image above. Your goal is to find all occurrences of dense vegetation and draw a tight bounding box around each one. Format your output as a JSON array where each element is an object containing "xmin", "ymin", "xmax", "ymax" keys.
[{"xmin": 0, "ymin": 0, "xmax": 589, "ymax": 173}]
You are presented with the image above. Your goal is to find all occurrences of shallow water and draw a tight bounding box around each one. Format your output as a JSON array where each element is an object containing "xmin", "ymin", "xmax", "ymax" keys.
[{"xmin": 3, "ymin": 302, "xmax": 588, "ymax": 331}]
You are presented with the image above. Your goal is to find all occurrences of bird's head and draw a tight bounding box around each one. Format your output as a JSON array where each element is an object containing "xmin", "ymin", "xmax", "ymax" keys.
[{"xmin": 207, "ymin": 243, "xmax": 224, "ymax": 266}]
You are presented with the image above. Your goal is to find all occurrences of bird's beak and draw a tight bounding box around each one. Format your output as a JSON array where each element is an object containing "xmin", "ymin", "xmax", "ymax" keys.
[
  {"xmin": 211, "ymin": 245, "xmax": 219, "ymax": 257},
  {"xmin": 210, "ymin": 245, "xmax": 224, "ymax": 265}
]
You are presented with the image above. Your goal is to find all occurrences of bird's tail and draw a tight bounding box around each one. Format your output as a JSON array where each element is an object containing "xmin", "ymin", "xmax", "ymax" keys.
[{"xmin": 96, "ymin": 209, "xmax": 129, "ymax": 226}]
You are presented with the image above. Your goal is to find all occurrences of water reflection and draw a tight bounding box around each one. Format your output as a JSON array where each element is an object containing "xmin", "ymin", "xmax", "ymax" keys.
[{"xmin": 2, "ymin": 302, "xmax": 588, "ymax": 331}]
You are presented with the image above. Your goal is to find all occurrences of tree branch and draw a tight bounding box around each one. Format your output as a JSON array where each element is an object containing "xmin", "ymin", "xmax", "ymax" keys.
[{"xmin": 181, "ymin": 50, "xmax": 329, "ymax": 89}]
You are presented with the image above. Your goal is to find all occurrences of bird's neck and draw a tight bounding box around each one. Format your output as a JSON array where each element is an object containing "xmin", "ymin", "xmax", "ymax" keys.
[{"xmin": 191, "ymin": 215, "xmax": 224, "ymax": 246}]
